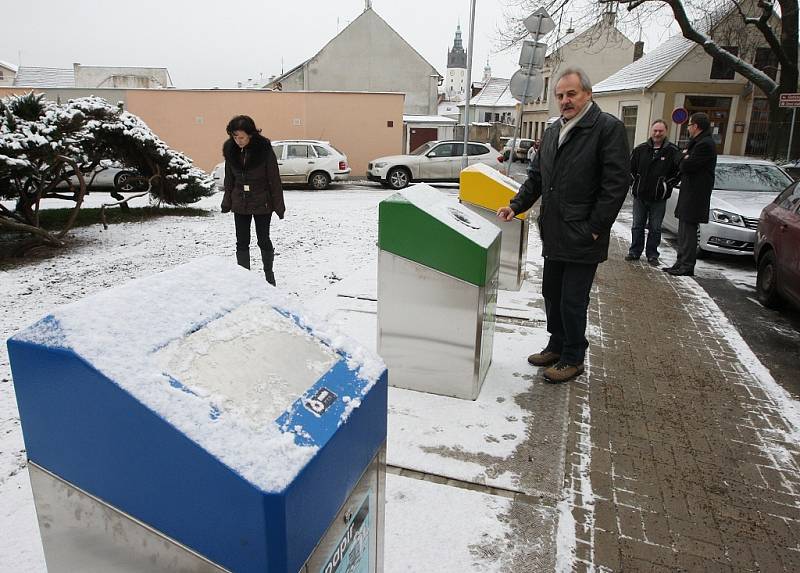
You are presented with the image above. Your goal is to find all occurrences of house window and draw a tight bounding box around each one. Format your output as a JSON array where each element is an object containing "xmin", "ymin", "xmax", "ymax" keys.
[
  {"xmin": 542, "ymin": 77, "xmax": 549, "ymax": 102},
  {"xmin": 754, "ymin": 47, "xmax": 778, "ymax": 81},
  {"xmin": 745, "ymin": 98, "xmax": 770, "ymax": 156},
  {"xmin": 484, "ymin": 112, "xmax": 492, "ymax": 122},
  {"xmin": 621, "ymin": 106, "xmax": 638, "ymax": 149},
  {"xmin": 710, "ymin": 47, "xmax": 738, "ymax": 80},
  {"xmin": 0, "ymin": 70, "xmax": 3, "ymax": 80}
]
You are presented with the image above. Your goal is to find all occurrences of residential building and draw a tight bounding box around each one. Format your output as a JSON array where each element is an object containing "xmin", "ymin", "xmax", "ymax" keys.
[
  {"xmin": 264, "ymin": 7, "xmax": 441, "ymax": 115},
  {"xmin": 13, "ymin": 63, "xmax": 172, "ymax": 88},
  {"xmin": 591, "ymin": 2, "xmax": 781, "ymax": 155},
  {"xmin": 0, "ymin": 60, "xmax": 17, "ymax": 86},
  {"xmin": 519, "ymin": 12, "xmax": 635, "ymax": 141},
  {"xmin": 458, "ymin": 77, "xmax": 516, "ymax": 125}
]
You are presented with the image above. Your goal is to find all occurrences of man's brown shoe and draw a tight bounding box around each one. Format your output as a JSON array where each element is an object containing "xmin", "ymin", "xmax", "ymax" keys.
[
  {"xmin": 527, "ymin": 350, "xmax": 561, "ymax": 367},
  {"xmin": 543, "ymin": 361, "xmax": 585, "ymax": 383}
]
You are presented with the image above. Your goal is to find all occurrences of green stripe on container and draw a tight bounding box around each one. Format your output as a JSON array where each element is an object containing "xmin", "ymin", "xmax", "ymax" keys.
[{"xmin": 378, "ymin": 194, "xmax": 500, "ymax": 286}]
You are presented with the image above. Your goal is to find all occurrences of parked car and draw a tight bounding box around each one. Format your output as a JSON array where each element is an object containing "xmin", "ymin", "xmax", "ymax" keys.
[
  {"xmin": 778, "ymin": 159, "xmax": 800, "ymax": 180},
  {"xmin": 212, "ymin": 162, "xmax": 224, "ymax": 191},
  {"xmin": 58, "ymin": 164, "xmax": 147, "ymax": 192},
  {"xmin": 367, "ymin": 140, "xmax": 502, "ymax": 189},
  {"xmin": 754, "ymin": 180, "xmax": 800, "ymax": 309},
  {"xmin": 273, "ymin": 139, "xmax": 350, "ymax": 190},
  {"xmin": 662, "ymin": 156, "xmax": 793, "ymax": 257},
  {"xmin": 214, "ymin": 140, "xmax": 350, "ymax": 192},
  {"xmin": 501, "ymin": 138, "xmax": 536, "ymax": 162}
]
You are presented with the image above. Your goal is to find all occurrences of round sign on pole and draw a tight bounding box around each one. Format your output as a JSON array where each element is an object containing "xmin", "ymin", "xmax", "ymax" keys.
[
  {"xmin": 510, "ymin": 69, "xmax": 545, "ymax": 104},
  {"xmin": 672, "ymin": 107, "xmax": 689, "ymax": 124}
]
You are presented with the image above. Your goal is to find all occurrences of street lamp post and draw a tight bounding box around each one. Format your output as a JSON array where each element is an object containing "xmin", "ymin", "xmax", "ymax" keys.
[{"xmin": 461, "ymin": 0, "xmax": 477, "ymax": 171}]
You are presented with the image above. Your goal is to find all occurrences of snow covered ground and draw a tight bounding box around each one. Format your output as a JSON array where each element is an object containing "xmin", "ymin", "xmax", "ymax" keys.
[
  {"xmin": 2, "ymin": 184, "xmax": 798, "ymax": 572},
  {"xmin": 0, "ymin": 186, "xmax": 551, "ymax": 572}
]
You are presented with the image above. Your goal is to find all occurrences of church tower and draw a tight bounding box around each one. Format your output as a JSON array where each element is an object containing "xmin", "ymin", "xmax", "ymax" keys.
[
  {"xmin": 482, "ymin": 58, "xmax": 492, "ymax": 85},
  {"xmin": 446, "ymin": 24, "xmax": 468, "ymax": 101}
]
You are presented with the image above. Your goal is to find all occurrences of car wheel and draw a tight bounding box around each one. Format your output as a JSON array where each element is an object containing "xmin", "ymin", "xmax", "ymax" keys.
[
  {"xmin": 387, "ymin": 167, "xmax": 410, "ymax": 190},
  {"xmin": 756, "ymin": 250, "xmax": 782, "ymax": 308},
  {"xmin": 114, "ymin": 171, "xmax": 139, "ymax": 192},
  {"xmin": 309, "ymin": 171, "xmax": 331, "ymax": 191}
]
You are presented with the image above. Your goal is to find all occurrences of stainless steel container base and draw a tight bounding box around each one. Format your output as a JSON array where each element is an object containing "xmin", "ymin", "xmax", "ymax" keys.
[
  {"xmin": 28, "ymin": 462, "xmax": 228, "ymax": 573},
  {"xmin": 378, "ymin": 251, "xmax": 497, "ymax": 400}
]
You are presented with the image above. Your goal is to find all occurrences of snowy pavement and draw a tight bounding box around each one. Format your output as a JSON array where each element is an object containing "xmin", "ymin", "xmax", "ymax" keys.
[
  {"xmin": 2, "ymin": 182, "xmax": 800, "ymax": 571},
  {"xmin": 1, "ymin": 186, "xmax": 561, "ymax": 572}
]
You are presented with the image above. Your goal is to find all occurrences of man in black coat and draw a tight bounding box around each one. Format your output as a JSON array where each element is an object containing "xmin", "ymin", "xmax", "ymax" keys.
[
  {"xmin": 664, "ymin": 112, "xmax": 717, "ymax": 277},
  {"xmin": 625, "ymin": 119, "xmax": 681, "ymax": 265},
  {"xmin": 497, "ymin": 68, "xmax": 629, "ymax": 383}
]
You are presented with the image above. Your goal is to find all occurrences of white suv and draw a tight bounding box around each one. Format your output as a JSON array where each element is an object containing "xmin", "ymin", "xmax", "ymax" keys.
[
  {"xmin": 367, "ymin": 140, "xmax": 502, "ymax": 190},
  {"xmin": 213, "ymin": 140, "xmax": 350, "ymax": 191},
  {"xmin": 273, "ymin": 140, "xmax": 350, "ymax": 190}
]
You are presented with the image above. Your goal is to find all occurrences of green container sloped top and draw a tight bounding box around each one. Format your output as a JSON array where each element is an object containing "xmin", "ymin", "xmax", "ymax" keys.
[{"xmin": 378, "ymin": 184, "xmax": 501, "ymax": 286}]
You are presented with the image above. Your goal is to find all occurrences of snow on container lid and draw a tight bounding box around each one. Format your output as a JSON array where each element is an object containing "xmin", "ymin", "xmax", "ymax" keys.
[
  {"xmin": 459, "ymin": 163, "xmax": 526, "ymax": 220},
  {"xmin": 378, "ymin": 183, "xmax": 501, "ymax": 286},
  {"xmin": 10, "ymin": 256, "xmax": 385, "ymax": 493}
]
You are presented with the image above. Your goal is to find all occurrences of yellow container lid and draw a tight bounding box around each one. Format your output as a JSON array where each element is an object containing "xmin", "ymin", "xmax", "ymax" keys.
[{"xmin": 459, "ymin": 163, "xmax": 526, "ymax": 220}]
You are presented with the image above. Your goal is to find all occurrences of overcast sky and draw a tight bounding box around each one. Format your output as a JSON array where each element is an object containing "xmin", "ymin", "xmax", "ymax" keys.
[{"xmin": 2, "ymin": 0, "xmax": 677, "ymax": 88}]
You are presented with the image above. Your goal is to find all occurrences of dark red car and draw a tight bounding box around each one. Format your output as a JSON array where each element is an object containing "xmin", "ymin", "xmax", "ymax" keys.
[{"xmin": 755, "ymin": 181, "xmax": 800, "ymax": 309}]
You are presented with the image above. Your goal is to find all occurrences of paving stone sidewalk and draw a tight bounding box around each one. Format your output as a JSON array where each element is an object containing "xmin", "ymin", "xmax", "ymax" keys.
[{"xmin": 561, "ymin": 232, "xmax": 800, "ymax": 571}]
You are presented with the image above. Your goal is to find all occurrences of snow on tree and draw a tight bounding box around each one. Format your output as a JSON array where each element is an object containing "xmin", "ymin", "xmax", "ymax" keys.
[{"xmin": 0, "ymin": 92, "xmax": 215, "ymax": 250}]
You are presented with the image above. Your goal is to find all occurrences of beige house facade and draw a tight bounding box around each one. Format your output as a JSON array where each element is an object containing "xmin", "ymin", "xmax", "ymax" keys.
[
  {"xmin": 592, "ymin": 4, "xmax": 781, "ymax": 156},
  {"xmin": 519, "ymin": 13, "xmax": 636, "ymax": 141},
  {"xmin": 0, "ymin": 87, "xmax": 404, "ymax": 175}
]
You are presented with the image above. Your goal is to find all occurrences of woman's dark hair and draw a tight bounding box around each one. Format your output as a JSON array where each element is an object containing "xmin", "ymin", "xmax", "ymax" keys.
[
  {"xmin": 226, "ymin": 115, "xmax": 261, "ymax": 137},
  {"xmin": 689, "ymin": 112, "xmax": 710, "ymax": 132}
]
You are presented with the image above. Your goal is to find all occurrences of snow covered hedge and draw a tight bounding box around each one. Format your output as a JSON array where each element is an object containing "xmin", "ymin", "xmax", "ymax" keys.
[{"xmin": 0, "ymin": 92, "xmax": 214, "ymax": 249}]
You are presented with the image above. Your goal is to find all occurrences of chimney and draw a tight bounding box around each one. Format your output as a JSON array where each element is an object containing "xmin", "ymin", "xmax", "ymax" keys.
[{"xmin": 633, "ymin": 41, "xmax": 644, "ymax": 62}]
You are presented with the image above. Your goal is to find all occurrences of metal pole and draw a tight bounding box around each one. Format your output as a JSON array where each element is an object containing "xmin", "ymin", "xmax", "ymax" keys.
[
  {"xmin": 462, "ymin": 0, "xmax": 477, "ymax": 171},
  {"xmin": 788, "ymin": 107, "xmax": 796, "ymax": 160},
  {"xmin": 506, "ymin": 50, "xmax": 537, "ymax": 176}
]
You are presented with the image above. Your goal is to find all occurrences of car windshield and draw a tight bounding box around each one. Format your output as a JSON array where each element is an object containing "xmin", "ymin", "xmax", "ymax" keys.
[
  {"xmin": 410, "ymin": 142, "xmax": 434, "ymax": 155},
  {"xmin": 714, "ymin": 163, "xmax": 793, "ymax": 193}
]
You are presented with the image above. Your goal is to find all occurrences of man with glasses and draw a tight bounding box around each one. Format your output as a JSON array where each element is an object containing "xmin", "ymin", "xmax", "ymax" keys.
[
  {"xmin": 626, "ymin": 119, "xmax": 681, "ymax": 265},
  {"xmin": 664, "ymin": 112, "xmax": 717, "ymax": 276}
]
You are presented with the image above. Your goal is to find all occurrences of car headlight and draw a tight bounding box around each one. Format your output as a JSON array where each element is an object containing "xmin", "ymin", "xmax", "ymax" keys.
[
  {"xmin": 374, "ymin": 162, "xmax": 388, "ymax": 168},
  {"xmin": 710, "ymin": 209, "xmax": 745, "ymax": 227}
]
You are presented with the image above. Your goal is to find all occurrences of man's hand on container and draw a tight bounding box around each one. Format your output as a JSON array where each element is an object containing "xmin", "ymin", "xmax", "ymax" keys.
[{"xmin": 497, "ymin": 206, "xmax": 515, "ymax": 222}]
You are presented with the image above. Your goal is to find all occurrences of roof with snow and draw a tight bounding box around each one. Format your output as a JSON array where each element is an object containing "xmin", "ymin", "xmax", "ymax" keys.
[
  {"xmin": 592, "ymin": 34, "xmax": 695, "ymax": 94},
  {"xmin": 0, "ymin": 60, "xmax": 18, "ymax": 72},
  {"xmin": 458, "ymin": 77, "xmax": 515, "ymax": 109},
  {"xmin": 13, "ymin": 66, "xmax": 75, "ymax": 87},
  {"xmin": 594, "ymin": 3, "xmax": 744, "ymax": 95}
]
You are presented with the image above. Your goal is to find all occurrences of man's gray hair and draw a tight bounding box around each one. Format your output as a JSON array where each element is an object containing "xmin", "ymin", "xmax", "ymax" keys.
[{"xmin": 555, "ymin": 67, "xmax": 593, "ymax": 93}]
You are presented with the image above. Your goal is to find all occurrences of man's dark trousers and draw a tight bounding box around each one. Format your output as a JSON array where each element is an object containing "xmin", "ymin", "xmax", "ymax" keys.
[
  {"xmin": 676, "ymin": 219, "xmax": 699, "ymax": 272},
  {"xmin": 542, "ymin": 259, "xmax": 598, "ymax": 365},
  {"xmin": 629, "ymin": 197, "xmax": 667, "ymax": 260}
]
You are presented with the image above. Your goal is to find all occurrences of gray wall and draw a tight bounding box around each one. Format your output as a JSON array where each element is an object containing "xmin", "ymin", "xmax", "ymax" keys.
[{"xmin": 275, "ymin": 9, "xmax": 439, "ymax": 115}]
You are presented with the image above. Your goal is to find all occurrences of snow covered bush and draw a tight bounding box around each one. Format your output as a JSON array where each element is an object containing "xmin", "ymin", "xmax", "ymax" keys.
[{"xmin": 0, "ymin": 92, "xmax": 214, "ymax": 249}]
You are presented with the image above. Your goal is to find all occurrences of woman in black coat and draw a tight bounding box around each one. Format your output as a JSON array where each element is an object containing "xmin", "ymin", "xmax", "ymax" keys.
[
  {"xmin": 665, "ymin": 112, "xmax": 717, "ymax": 276},
  {"xmin": 221, "ymin": 115, "xmax": 286, "ymax": 285}
]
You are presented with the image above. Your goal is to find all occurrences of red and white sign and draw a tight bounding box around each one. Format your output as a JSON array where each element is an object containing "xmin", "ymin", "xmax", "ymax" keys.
[{"xmin": 779, "ymin": 93, "xmax": 800, "ymax": 108}]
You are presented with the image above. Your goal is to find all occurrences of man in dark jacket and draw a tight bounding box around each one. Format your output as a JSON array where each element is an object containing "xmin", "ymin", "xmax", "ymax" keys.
[
  {"xmin": 497, "ymin": 68, "xmax": 629, "ymax": 383},
  {"xmin": 664, "ymin": 112, "xmax": 717, "ymax": 277},
  {"xmin": 626, "ymin": 119, "xmax": 681, "ymax": 265}
]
